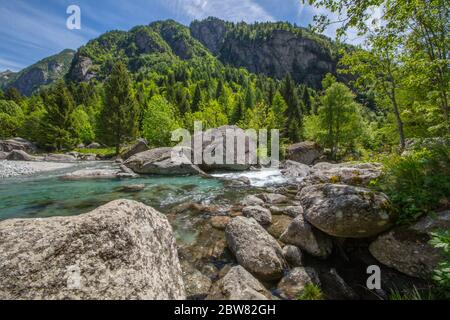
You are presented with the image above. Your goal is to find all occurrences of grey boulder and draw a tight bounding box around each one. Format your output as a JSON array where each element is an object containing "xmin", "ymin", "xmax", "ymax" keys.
[
  {"xmin": 280, "ymin": 214, "xmax": 333, "ymax": 258},
  {"xmin": 369, "ymin": 211, "xmax": 450, "ymax": 279},
  {"xmin": 225, "ymin": 217, "xmax": 287, "ymax": 281},
  {"xmin": 300, "ymin": 184, "xmax": 394, "ymax": 238},
  {"xmin": 242, "ymin": 206, "xmax": 272, "ymax": 226},
  {"xmin": 124, "ymin": 147, "xmax": 204, "ymax": 175},
  {"xmin": 0, "ymin": 199, "xmax": 185, "ymax": 300},
  {"xmin": 207, "ymin": 266, "xmax": 273, "ymax": 300}
]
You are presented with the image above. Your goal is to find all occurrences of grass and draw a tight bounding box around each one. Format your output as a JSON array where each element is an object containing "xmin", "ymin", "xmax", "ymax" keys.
[
  {"xmin": 297, "ymin": 284, "xmax": 325, "ymax": 300},
  {"xmin": 74, "ymin": 148, "xmax": 116, "ymax": 157}
]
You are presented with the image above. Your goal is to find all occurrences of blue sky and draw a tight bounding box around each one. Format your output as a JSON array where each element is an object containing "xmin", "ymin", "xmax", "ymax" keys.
[{"xmin": 0, "ymin": 0, "xmax": 353, "ymax": 72}]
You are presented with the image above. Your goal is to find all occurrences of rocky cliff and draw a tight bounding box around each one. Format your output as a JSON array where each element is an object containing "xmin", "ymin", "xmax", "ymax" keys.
[
  {"xmin": 190, "ymin": 17, "xmax": 339, "ymax": 88},
  {"xmin": 1, "ymin": 49, "xmax": 75, "ymax": 96}
]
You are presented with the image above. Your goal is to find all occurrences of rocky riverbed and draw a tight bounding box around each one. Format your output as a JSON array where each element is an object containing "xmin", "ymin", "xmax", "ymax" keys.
[{"xmin": 0, "ymin": 136, "xmax": 446, "ymax": 300}]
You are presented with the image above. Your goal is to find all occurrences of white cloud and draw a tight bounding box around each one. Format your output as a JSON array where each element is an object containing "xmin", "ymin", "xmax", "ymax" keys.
[{"xmin": 164, "ymin": 0, "xmax": 275, "ymax": 22}]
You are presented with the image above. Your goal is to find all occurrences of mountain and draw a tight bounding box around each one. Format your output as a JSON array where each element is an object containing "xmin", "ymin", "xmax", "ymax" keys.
[
  {"xmin": 68, "ymin": 20, "xmax": 214, "ymax": 82},
  {"xmin": 1, "ymin": 49, "xmax": 75, "ymax": 96},
  {"xmin": 190, "ymin": 17, "xmax": 340, "ymax": 87},
  {"xmin": 68, "ymin": 19, "xmax": 340, "ymax": 88},
  {"xmin": 7, "ymin": 18, "xmax": 343, "ymax": 95}
]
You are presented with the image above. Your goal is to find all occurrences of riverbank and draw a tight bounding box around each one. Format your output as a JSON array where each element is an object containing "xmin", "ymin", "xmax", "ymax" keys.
[{"xmin": 0, "ymin": 160, "xmax": 76, "ymax": 179}]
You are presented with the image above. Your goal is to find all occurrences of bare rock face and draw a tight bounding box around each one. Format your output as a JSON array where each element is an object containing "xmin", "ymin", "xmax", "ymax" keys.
[
  {"xmin": 280, "ymin": 214, "xmax": 333, "ymax": 258},
  {"xmin": 300, "ymin": 184, "xmax": 394, "ymax": 238},
  {"xmin": 207, "ymin": 266, "xmax": 273, "ymax": 300},
  {"xmin": 277, "ymin": 267, "xmax": 321, "ymax": 300},
  {"xmin": 124, "ymin": 147, "xmax": 204, "ymax": 175},
  {"xmin": 69, "ymin": 55, "xmax": 96, "ymax": 82},
  {"xmin": 286, "ymin": 141, "xmax": 322, "ymax": 165},
  {"xmin": 190, "ymin": 18, "xmax": 336, "ymax": 88},
  {"xmin": 369, "ymin": 211, "xmax": 450, "ymax": 279},
  {"xmin": 0, "ymin": 199, "xmax": 185, "ymax": 300},
  {"xmin": 225, "ymin": 217, "xmax": 288, "ymax": 281}
]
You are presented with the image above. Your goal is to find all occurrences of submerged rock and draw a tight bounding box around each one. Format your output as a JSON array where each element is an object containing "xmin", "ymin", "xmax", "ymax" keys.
[
  {"xmin": 277, "ymin": 267, "xmax": 321, "ymax": 300},
  {"xmin": 300, "ymin": 184, "xmax": 394, "ymax": 238},
  {"xmin": 61, "ymin": 169, "xmax": 119, "ymax": 180},
  {"xmin": 225, "ymin": 217, "xmax": 287, "ymax": 281},
  {"xmin": 240, "ymin": 194, "xmax": 264, "ymax": 206},
  {"xmin": 280, "ymin": 214, "xmax": 333, "ymax": 258},
  {"xmin": 207, "ymin": 266, "xmax": 273, "ymax": 300},
  {"xmin": 369, "ymin": 211, "xmax": 450, "ymax": 279},
  {"xmin": 210, "ymin": 216, "xmax": 231, "ymax": 230},
  {"xmin": 181, "ymin": 261, "xmax": 212, "ymax": 300},
  {"xmin": 119, "ymin": 184, "xmax": 145, "ymax": 192},
  {"xmin": 0, "ymin": 199, "xmax": 185, "ymax": 300}
]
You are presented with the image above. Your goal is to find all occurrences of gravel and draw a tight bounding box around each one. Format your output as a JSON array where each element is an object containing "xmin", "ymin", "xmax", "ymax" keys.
[{"xmin": 0, "ymin": 160, "xmax": 75, "ymax": 179}]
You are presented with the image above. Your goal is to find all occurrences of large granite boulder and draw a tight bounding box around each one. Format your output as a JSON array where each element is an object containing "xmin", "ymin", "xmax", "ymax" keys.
[
  {"xmin": 0, "ymin": 200, "xmax": 185, "ymax": 300},
  {"xmin": 181, "ymin": 261, "xmax": 211, "ymax": 300},
  {"xmin": 193, "ymin": 125, "xmax": 257, "ymax": 172},
  {"xmin": 124, "ymin": 147, "xmax": 204, "ymax": 175},
  {"xmin": 286, "ymin": 141, "xmax": 322, "ymax": 165},
  {"xmin": 300, "ymin": 184, "xmax": 394, "ymax": 238},
  {"xmin": 121, "ymin": 139, "xmax": 149, "ymax": 160},
  {"xmin": 6, "ymin": 150, "xmax": 37, "ymax": 161},
  {"xmin": 369, "ymin": 211, "xmax": 450, "ymax": 279},
  {"xmin": 305, "ymin": 162, "xmax": 383, "ymax": 186},
  {"xmin": 280, "ymin": 214, "xmax": 333, "ymax": 258},
  {"xmin": 0, "ymin": 137, "xmax": 38, "ymax": 154},
  {"xmin": 207, "ymin": 266, "xmax": 273, "ymax": 300},
  {"xmin": 225, "ymin": 217, "xmax": 288, "ymax": 281}
]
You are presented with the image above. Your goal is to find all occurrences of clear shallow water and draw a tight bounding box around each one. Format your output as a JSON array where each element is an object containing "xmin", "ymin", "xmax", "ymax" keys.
[{"xmin": 0, "ymin": 162, "xmax": 284, "ymax": 245}]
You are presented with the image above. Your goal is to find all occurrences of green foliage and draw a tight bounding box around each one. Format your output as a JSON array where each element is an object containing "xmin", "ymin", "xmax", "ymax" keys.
[
  {"xmin": 305, "ymin": 76, "xmax": 365, "ymax": 159},
  {"xmin": 388, "ymin": 286, "xmax": 434, "ymax": 300},
  {"xmin": 72, "ymin": 107, "xmax": 95, "ymax": 144},
  {"xmin": 19, "ymin": 109, "xmax": 46, "ymax": 145},
  {"xmin": 142, "ymin": 95, "xmax": 180, "ymax": 147},
  {"xmin": 98, "ymin": 61, "xmax": 139, "ymax": 154},
  {"xmin": 429, "ymin": 230, "xmax": 450, "ymax": 298},
  {"xmin": 297, "ymin": 284, "xmax": 324, "ymax": 300},
  {"xmin": 74, "ymin": 147, "xmax": 115, "ymax": 157},
  {"xmin": 376, "ymin": 143, "xmax": 450, "ymax": 225},
  {"xmin": 40, "ymin": 81, "xmax": 77, "ymax": 150}
]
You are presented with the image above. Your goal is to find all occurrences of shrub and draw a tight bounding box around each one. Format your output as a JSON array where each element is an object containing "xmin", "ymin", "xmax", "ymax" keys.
[
  {"xmin": 297, "ymin": 284, "xmax": 324, "ymax": 300},
  {"xmin": 429, "ymin": 230, "xmax": 450, "ymax": 299},
  {"xmin": 376, "ymin": 143, "xmax": 450, "ymax": 225}
]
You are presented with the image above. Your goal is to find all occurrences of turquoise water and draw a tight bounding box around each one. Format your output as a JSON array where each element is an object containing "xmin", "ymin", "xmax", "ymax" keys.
[
  {"xmin": 0, "ymin": 168, "xmax": 228, "ymax": 221},
  {"xmin": 0, "ymin": 162, "xmax": 262, "ymax": 245}
]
